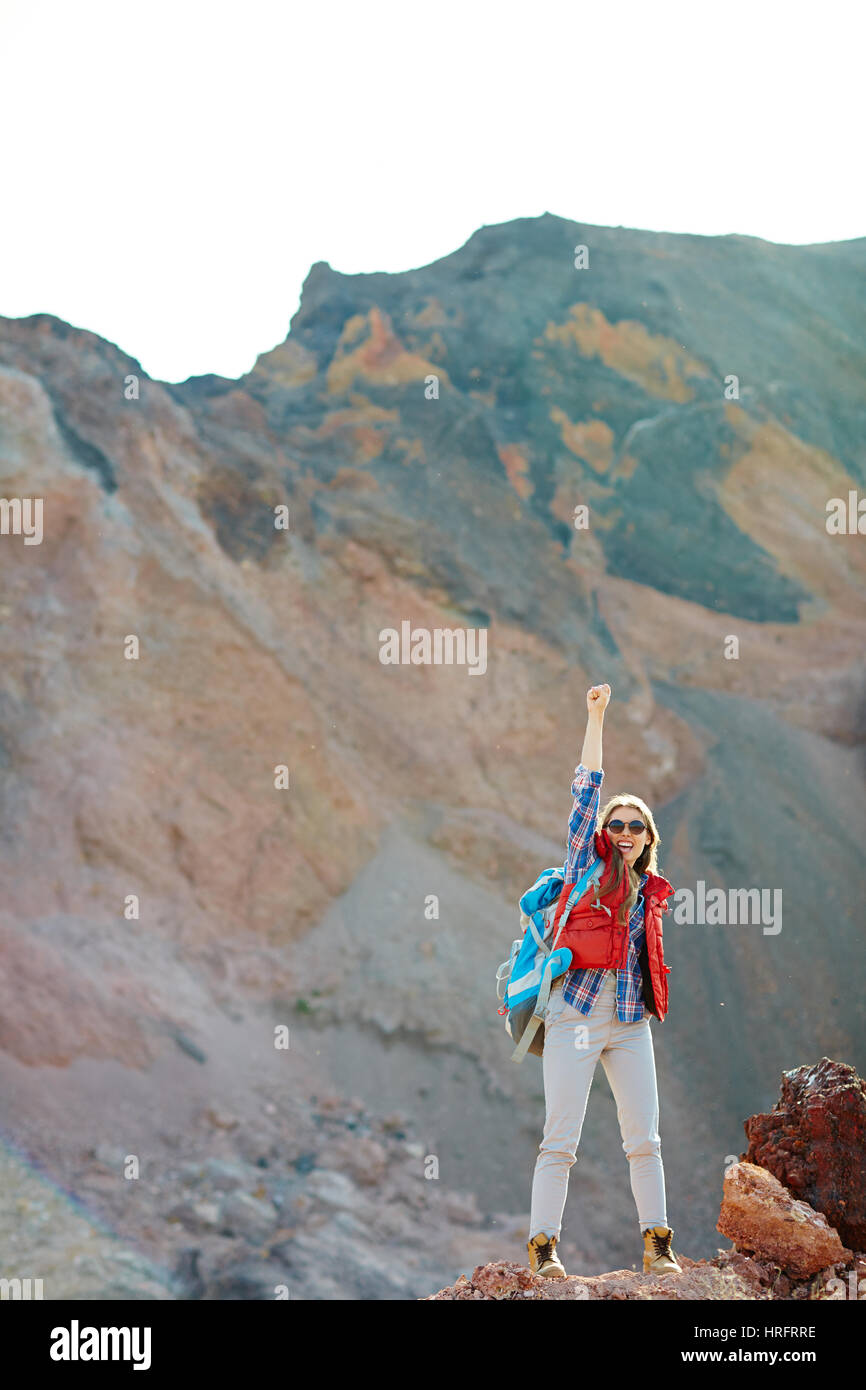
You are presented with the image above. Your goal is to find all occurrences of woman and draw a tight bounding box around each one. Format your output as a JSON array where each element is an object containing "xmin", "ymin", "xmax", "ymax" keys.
[{"xmin": 527, "ymin": 682, "xmax": 682, "ymax": 1279}]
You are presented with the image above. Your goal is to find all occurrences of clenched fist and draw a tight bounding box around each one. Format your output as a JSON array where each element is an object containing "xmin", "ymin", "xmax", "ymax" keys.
[{"xmin": 586, "ymin": 683, "xmax": 611, "ymax": 713}]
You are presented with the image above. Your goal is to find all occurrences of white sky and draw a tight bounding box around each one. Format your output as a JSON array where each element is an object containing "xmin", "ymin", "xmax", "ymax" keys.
[{"xmin": 0, "ymin": 0, "xmax": 862, "ymax": 383}]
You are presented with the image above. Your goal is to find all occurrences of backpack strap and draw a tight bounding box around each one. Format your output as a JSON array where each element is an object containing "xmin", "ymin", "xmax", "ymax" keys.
[
  {"xmin": 525, "ymin": 912, "xmax": 547, "ymax": 952},
  {"xmin": 550, "ymin": 855, "xmax": 605, "ymax": 950}
]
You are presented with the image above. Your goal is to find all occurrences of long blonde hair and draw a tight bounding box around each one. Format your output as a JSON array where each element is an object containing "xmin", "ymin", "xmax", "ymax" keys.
[{"xmin": 596, "ymin": 792, "xmax": 661, "ymax": 926}]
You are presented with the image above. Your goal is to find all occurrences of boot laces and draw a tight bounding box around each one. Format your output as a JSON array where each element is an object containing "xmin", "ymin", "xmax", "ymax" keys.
[{"xmin": 651, "ymin": 1228, "xmax": 672, "ymax": 1257}]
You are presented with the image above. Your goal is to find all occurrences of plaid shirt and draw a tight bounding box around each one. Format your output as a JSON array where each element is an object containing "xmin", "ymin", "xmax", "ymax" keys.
[{"xmin": 560, "ymin": 763, "xmax": 648, "ymax": 1022}]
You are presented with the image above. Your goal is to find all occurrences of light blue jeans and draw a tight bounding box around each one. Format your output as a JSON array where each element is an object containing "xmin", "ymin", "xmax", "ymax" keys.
[{"xmin": 529, "ymin": 970, "xmax": 667, "ymax": 1240}]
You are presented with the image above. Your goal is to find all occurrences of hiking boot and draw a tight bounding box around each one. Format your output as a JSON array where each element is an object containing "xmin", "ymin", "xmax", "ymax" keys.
[
  {"xmin": 527, "ymin": 1232, "xmax": 567, "ymax": 1278},
  {"xmin": 642, "ymin": 1225, "xmax": 682, "ymax": 1273}
]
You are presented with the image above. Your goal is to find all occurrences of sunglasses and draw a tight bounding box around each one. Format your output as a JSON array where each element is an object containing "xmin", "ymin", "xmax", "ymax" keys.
[{"xmin": 606, "ymin": 819, "xmax": 647, "ymax": 835}]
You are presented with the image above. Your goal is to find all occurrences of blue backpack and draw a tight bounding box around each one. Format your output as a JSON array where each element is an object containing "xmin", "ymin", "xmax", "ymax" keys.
[{"xmin": 496, "ymin": 855, "xmax": 606, "ymax": 1062}]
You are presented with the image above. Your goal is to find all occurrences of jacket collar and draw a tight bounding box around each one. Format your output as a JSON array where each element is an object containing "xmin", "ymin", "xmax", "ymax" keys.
[
  {"xmin": 643, "ymin": 871, "xmax": 674, "ymax": 900},
  {"xmin": 594, "ymin": 831, "xmax": 672, "ymax": 900}
]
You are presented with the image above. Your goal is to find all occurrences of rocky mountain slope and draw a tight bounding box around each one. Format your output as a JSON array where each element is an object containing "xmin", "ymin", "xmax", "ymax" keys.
[{"xmin": 0, "ymin": 214, "xmax": 864, "ymax": 1294}]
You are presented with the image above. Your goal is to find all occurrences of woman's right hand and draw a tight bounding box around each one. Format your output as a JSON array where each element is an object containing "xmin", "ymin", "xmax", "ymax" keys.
[{"xmin": 586, "ymin": 683, "xmax": 611, "ymax": 714}]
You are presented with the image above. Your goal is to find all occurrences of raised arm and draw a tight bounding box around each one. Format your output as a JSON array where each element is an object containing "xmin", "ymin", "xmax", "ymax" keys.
[
  {"xmin": 565, "ymin": 684, "xmax": 611, "ymax": 883},
  {"xmin": 581, "ymin": 683, "xmax": 609, "ymax": 770}
]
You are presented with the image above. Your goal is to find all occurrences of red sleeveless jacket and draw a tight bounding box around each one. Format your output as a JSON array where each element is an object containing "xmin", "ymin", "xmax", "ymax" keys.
[{"xmin": 552, "ymin": 830, "xmax": 673, "ymax": 1020}]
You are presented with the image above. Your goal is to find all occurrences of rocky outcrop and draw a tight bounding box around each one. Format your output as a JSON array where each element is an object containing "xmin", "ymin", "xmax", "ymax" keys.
[
  {"xmin": 743, "ymin": 1058, "xmax": 866, "ymax": 1251},
  {"xmin": 717, "ymin": 1161, "xmax": 850, "ymax": 1278},
  {"xmin": 425, "ymin": 1247, "xmax": 866, "ymax": 1301}
]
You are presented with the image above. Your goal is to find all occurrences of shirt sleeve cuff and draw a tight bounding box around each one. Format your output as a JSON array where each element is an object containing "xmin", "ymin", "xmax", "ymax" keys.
[{"xmin": 574, "ymin": 762, "xmax": 603, "ymax": 786}]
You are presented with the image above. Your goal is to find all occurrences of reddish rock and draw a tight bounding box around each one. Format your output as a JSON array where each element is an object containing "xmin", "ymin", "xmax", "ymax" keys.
[
  {"xmin": 717, "ymin": 1161, "xmax": 851, "ymax": 1279},
  {"xmin": 471, "ymin": 1262, "xmax": 539, "ymax": 1300},
  {"xmin": 743, "ymin": 1057, "xmax": 866, "ymax": 1250},
  {"xmin": 423, "ymin": 1251, "xmax": 778, "ymax": 1301}
]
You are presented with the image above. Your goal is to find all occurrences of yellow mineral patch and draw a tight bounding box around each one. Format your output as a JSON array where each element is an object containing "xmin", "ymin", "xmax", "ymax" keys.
[
  {"xmin": 497, "ymin": 443, "xmax": 533, "ymax": 499},
  {"xmin": 326, "ymin": 467, "xmax": 380, "ymax": 491},
  {"xmin": 315, "ymin": 402, "xmax": 396, "ymax": 437},
  {"xmin": 549, "ymin": 409, "xmax": 615, "ymax": 474},
  {"xmin": 544, "ymin": 304, "xmax": 709, "ymax": 401},
  {"xmin": 352, "ymin": 426, "xmax": 386, "ymax": 460},
  {"xmin": 718, "ymin": 412, "xmax": 866, "ymax": 609},
  {"xmin": 341, "ymin": 314, "xmax": 369, "ymax": 345},
  {"xmin": 347, "ymin": 393, "xmax": 399, "ymax": 421},
  {"xmin": 326, "ymin": 306, "xmax": 451, "ymax": 394},
  {"xmin": 394, "ymin": 436, "xmax": 427, "ymax": 467},
  {"xmin": 411, "ymin": 297, "xmax": 450, "ymax": 328},
  {"xmin": 616, "ymin": 453, "xmax": 640, "ymax": 480},
  {"xmin": 248, "ymin": 338, "xmax": 318, "ymax": 388},
  {"xmin": 311, "ymin": 397, "xmax": 398, "ymax": 462}
]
